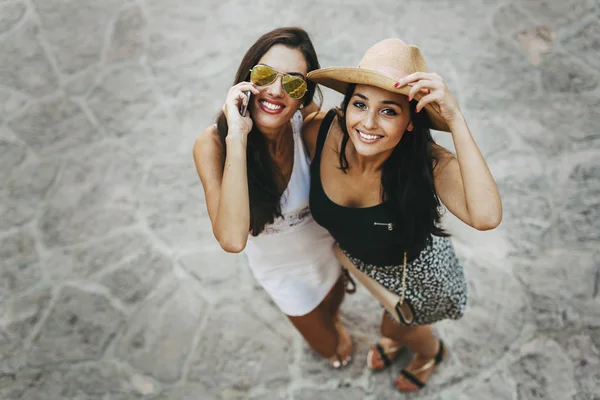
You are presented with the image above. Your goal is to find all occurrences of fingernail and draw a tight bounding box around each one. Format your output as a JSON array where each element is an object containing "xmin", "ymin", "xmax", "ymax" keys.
[
  {"xmin": 407, "ymin": 96, "xmax": 411, "ymax": 102},
  {"xmin": 394, "ymin": 82, "xmax": 400, "ymax": 88}
]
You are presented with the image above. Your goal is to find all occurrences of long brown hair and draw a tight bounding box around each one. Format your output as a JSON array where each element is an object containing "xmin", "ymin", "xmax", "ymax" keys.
[{"xmin": 215, "ymin": 27, "xmax": 322, "ymax": 236}]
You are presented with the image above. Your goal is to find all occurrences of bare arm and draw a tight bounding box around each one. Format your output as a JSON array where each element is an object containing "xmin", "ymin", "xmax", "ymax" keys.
[
  {"xmin": 193, "ymin": 82, "xmax": 260, "ymax": 252},
  {"xmin": 399, "ymin": 72, "xmax": 502, "ymax": 231}
]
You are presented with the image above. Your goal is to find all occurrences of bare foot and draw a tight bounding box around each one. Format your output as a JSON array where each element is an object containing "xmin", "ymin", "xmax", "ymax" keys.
[{"xmin": 330, "ymin": 315, "xmax": 353, "ymax": 368}]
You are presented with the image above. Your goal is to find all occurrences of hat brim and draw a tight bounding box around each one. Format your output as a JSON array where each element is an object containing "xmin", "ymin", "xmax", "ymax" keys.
[{"xmin": 308, "ymin": 67, "xmax": 450, "ymax": 132}]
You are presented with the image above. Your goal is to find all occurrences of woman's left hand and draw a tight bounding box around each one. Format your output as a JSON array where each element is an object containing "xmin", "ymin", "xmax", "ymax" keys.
[{"xmin": 395, "ymin": 73, "xmax": 462, "ymax": 125}]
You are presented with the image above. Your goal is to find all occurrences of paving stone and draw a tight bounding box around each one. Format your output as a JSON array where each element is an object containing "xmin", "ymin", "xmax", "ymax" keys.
[
  {"xmin": 106, "ymin": 5, "xmax": 146, "ymax": 63},
  {"xmin": 515, "ymin": 250, "xmax": 600, "ymax": 330},
  {"xmin": 63, "ymin": 65, "xmax": 102, "ymax": 97},
  {"xmin": 116, "ymin": 277, "xmax": 206, "ymax": 382},
  {"xmin": 509, "ymin": 337, "xmax": 578, "ymax": 400},
  {"xmin": 454, "ymin": 368, "xmax": 517, "ymax": 400},
  {"xmin": 563, "ymin": 19, "xmax": 600, "ymax": 69},
  {"xmin": 0, "ymin": 361, "xmax": 157, "ymax": 399},
  {"xmin": 28, "ymin": 286, "xmax": 125, "ymax": 365},
  {"xmin": 0, "ymin": 138, "xmax": 27, "ymax": 183},
  {"xmin": 99, "ymin": 247, "xmax": 172, "ymax": 304},
  {"xmin": 0, "ymin": 88, "xmax": 29, "ymax": 123},
  {"xmin": 0, "ymin": 287, "xmax": 52, "ymax": 371},
  {"xmin": 0, "ymin": 228, "xmax": 42, "ymax": 299},
  {"xmin": 0, "ymin": 19, "xmax": 59, "ymax": 96},
  {"xmin": 140, "ymin": 161, "xmax": 214, "ymax": 251},
  {"xmin": 178, "ymin": 249, "xmax": 251, "ymax": 300},
  {"xmin": 0, "ymin": 1, "xmax": 26, "ymax": 36},
  {"xmin": 87, "ymin": 64, "xmax": 158, "ymax": 136},
  {"xmin": 293, "ymin": 387, "xmax": 365, "ymax": 400},
  {"xmin": 31, "ymin": 0, "xmax": 123, "ymax": 75},
  {"xmin": 8, "ymin": 95, "xmax": 99, "ymax": 154},
  {"xmin": 0, "ymin": 159, "xmax": 59, "ymax": 231},
  {"xmin": 39, "ymin": 143, "xmax": 143, "ymax": 247},
  {"xmin": 154, "ymin": 384, "xmax": 225, "ymax": 400},
  {"xmin": 433, "ymin": 257, "xmax": 529, "ymax": 383},
  {"xmin": 553, "ymin": 149, "xmax": 600, "ymax": 246},
  {"xmin": 121, "ymin": 107, "xmax": 182, "ymax": 162},
  {"xmin": 515, "ymin": 0, "xmax": 598, "ymax": 27},
  {"xmin": 516, "ymin": 26, "xmax": 555, "ymax": 66},
  {"xmin": 539, "ymin": 52, "xmax": 597, "ymax": 93},
  {"xmin": 187, "ymin": 302, "xmax": 291, "ymax": 390},
  {"xmin": 46, "ymin": 230, "xmax": 153, "ymax": 281},
  {"xmin": 564, "ymin": 334, "xmax": 600, "ymax": 396},
  {"xmin": 492, "ymin": 4, "xmax": 533, "ymax": 38}
]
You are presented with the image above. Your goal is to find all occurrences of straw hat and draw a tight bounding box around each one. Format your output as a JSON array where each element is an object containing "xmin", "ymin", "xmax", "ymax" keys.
[{"xmin": 307, "ymin": 39, "xmax": 450, "ymax": 132}]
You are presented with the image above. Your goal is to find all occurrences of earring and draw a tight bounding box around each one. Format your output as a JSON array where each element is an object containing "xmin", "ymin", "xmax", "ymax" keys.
[{"xmin": 299, "ymin": 104, "xmax": 305, "ymax": 110}]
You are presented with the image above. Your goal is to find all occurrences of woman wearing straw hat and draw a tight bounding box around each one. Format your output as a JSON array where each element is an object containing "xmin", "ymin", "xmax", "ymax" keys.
[
  {"xmin": 194, "ymin": 27, "xmax": 353, "ymax": 369},
  {"xmin": 303, "ymin": 38, "xmax": 502, "ymax": 391}
]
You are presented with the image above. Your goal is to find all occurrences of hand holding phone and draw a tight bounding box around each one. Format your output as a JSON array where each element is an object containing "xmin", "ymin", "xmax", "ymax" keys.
[{"xmin": 239, "ymin": 91, "xmax": 251, "ymax": 117}]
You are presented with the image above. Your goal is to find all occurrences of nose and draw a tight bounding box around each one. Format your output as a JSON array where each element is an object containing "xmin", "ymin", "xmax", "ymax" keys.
[
  {"xmin": 363, "ymin": 109, "xmax": 378, "ymax": 130},
  {"xmin": 266, "ymin": 75, "xmax": 284, "ymax": 97}
]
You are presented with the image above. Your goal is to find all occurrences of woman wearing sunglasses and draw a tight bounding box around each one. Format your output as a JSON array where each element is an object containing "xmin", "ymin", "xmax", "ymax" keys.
[
  {"xmin": 304, "ymin": 39, "xmax": 502, "ymax": 391},
  {"xmin": 193, "ymin": 27, "xmax": 352, "ymax": 368}
]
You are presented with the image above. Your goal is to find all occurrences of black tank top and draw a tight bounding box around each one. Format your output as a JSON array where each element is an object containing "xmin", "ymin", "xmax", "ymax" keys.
[{"xmin": 309, "ymin": 110, "xmax": 406, "ymax": 266}]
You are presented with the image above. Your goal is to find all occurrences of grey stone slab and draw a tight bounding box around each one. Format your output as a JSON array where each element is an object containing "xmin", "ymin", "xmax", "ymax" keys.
[
  {"xmin": 28, "ymin": 286, "xmax": 125, "ymax": 365},
  {"xmin": 0, "ymin": 228, "xmax": 42, "ymax": 299},
  {"xmin": 433, "ymin": 258, "xmax": 529, "ymax": 384},
  {"xmin": 32, "ymin": 0, "xmax": 123, "ymax": 75},
  {"xmin": 0, "ymin": 287, "xmax": 52, "ymax": 371},
  {"xmin": 178, "ymin": 249, "xmax": 251, "ymax": 300},
  {"xmin": 515, "ymin": 251, "xmax": 600, "ymax": 330},
  {"xmin": 515, "ymin": 0, "xmax": 598, "ymax": 27},
  {"xmin": 106, "ymin": 5, "xmax": 146, "ymax": 63},
  {"xmin": 8, "ymin": 95, "xmax": 99, "ymax": 154},
  {"xmin": 0, "ymin": 88, "xmax": 29, "ymax": 123},
  {"xmin": 39, "ymin": 143, "xmax": 143, "ymax": 247},
  {"xmin": 0, "ymin": 1, "xmax": 26, "ymax": 36},
  {"xmin": 45, "ymin": 230, "xmax": 153, "ymax": 281},
  {"xmin": 454, "ymin": 368, "xmax": 517, "ymax": 400},
  {"xmin": 99, "ymin": 248, "xmax": 172, "ymax": 304},
  {"xmin": 293, "ymin": 387, "xmax": 365, "ymax": 400},
  {"xmin": 115, "ymin": 277, "xmax": 206, "ymax": 383},
  {"xmin": 0, "ymin": 138, "xmax": 27, "ymax": 182},
  {"xmin": 154, "ymin": 384, "xmax": 225, "ymax": 400},
  {"xmin": 187, "ymin": 302, "xmax": 291, "ymax": 390},
  {"xmin": 539, "ymin": 52, "xmax": 598, "ymax": 93},
  {"xmin": 0, "ymin": 159, "xmax": 59, "ymax": 231},
  {"xmin": 565, "ymin": 334, "xmax": 600, "ymax": 396},
  {"xmin": 87, "ymin": 64, "xmax": 158, "ymax": 137},
  {"xmin": 563, "ymin": 19, "xmax": 600, "ymax": 69},
  {"xmin": 492, "ymin": 4, "xmax": 534, "ymax": 38},
  {"xmin": 553, "ymin": 149, "xmax": 600, "ymax": 246},
  {"xmin": 509, "ymin": 337, "xmax": 578, "ymax": 400},
  {"xmin": 121, "ymin": 107, "xmax": 182, "ymax": 161},
  {"xmin": 0, "ymin": 19, "xmax": 59, "ymax": 96},
  {"xmin": 0, "ymin": 361, "xmax": 157, "ymax": 400},
  {"xmin": 63, "ymin": 65, "xmax": 102, "ymax": 97}
]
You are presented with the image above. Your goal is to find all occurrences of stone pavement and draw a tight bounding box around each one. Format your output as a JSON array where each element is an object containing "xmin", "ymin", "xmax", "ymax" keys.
[{"xmin": 1, "ymin": 0, "xmax": 599, "ymax": 398}]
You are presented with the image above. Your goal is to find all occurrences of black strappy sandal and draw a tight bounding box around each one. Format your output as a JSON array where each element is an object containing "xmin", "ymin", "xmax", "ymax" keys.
[
  {"xmin": 366, "ymin": 340, "xmax": 403, "ymax": 370},
  {"xmin": 395, "ymin": 340, "xmax": 446, "ymax": 392}
]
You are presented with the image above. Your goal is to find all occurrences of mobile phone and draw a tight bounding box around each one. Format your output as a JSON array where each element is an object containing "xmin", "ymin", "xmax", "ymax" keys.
[{"xmin": 239, "ymin": 91, "xmax": 251, "ymax": 117}]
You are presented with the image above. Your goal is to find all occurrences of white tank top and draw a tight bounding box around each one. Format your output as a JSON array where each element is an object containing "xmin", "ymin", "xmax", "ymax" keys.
[{"xmin": 243, "ymin": 111, "xmax": 341, "ymax": 316}]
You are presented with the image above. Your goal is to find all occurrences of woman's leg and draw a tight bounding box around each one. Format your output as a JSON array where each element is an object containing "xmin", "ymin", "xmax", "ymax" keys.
[
  {"xmin": 287, "ymin": 276, "xmax": 351, "ymax": 364},
  {"xmin": 379, "ymin": 311, "xmax": 445, "ymax": 391}
]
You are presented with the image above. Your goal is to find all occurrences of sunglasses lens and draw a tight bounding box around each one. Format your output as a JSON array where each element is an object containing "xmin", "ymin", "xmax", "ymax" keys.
[
  {"xmin": 250, "ymin": 65, "xmax": 277, "ymax": 87},
  {"xmin": 283, "ymin": 75, "xmax": 307, "ymax": 99}
]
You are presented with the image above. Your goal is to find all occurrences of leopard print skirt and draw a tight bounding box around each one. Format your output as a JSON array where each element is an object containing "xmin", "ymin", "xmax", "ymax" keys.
[{"xmin": 341, "ymin": 235, "xmax": 468, "ymax": 326}]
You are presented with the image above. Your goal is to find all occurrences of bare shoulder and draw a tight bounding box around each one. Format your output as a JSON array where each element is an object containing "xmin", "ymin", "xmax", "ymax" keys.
[
  {"xmin": 193, "ymin": 125, "xmax": 225, "ymax": 177},
  {"xmin": 302, "ymin": 110, "xmax": 329, "ymax": 161}
]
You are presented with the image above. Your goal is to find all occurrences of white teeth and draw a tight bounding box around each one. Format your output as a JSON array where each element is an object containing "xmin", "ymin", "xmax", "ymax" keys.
[
  {"xmin": 359, "ymin": 130, "xmax": 382, "ymax": 140},
  {"xmin": 260, "ymin": 100, "xmax": 283, "ymax": 110}
]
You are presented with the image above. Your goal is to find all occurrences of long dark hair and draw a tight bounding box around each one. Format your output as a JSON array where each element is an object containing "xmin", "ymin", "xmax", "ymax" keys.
[
  {"xmin": 215, "ymin": 27, "xmax": 322, "ymax": 236},
  {"xmin": 337, "ymin": 84, "xmax": 448, "ymax": 257}
]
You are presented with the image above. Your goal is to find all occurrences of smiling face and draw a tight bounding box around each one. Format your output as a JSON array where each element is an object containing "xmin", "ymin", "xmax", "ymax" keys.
[
  {"xmin": 249, "ymin": 44, "xmax": 308, "ymax": 131},
  {"xmin": 345, "ymin": 84, "xmax": 413, "ymax": 158}
]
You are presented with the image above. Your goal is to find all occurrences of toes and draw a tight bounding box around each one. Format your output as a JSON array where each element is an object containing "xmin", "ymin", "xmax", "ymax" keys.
[{"xmin": 395, "ymin": 376, "xmax": 419, "ymax": 392}]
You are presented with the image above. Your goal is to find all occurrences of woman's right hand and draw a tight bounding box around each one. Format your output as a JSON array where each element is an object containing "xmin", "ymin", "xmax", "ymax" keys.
[{"xmin": 222, "ymin": 82, "xmax": 260, "ymax": 137}]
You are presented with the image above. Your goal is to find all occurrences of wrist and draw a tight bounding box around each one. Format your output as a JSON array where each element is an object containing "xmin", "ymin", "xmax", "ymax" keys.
[
  {"xmin": 446, "ymin": 112, "xmax": 467, "ymax": 132},
  {"xmin": 226, "ymin": 131, "xmax": 248, "ymax": 147}
]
